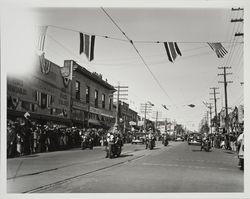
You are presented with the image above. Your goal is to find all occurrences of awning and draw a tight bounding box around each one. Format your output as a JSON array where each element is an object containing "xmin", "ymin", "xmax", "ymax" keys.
[
  {"xmin": 88, "ymin": 119, "xmax": 101, "ymax": 126},
  {"xmin": 7, "ymin": 109, "xmax": 72, "ymax": 125}
]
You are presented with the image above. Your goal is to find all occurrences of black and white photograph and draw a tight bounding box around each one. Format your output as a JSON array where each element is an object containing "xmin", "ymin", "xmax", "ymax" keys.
[{"xmin": 1, "ymin": 0, "xmax": 249, "ymax": 198}]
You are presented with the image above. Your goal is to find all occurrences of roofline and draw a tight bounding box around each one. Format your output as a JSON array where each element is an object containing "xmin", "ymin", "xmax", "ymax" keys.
[{"xmin": 72, "ymin": 61, "xmax": 116, "ymax": 92}]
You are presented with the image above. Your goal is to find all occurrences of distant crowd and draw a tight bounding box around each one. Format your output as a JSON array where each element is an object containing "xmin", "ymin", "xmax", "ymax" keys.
[
  {"xmin": 212, "ymin": 132, "xmax": 239, "ymax": 151},
  {"xmin": 7, "ymin": 117, "xmax": 244, "ymax": 158}
]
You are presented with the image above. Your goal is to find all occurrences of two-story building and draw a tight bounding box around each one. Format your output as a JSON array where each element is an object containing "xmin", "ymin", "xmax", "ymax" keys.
[
  {"xmin": 117, "ymin": 101, "xmax": 138, "ymax": 132},
  {"xmin": 70, "ymin": 61, "xmax": 116, "ymax": 128},
  {"xmin": 7, "ymin": 57, "xmax": 116, "ymax": 128},
  {"xmin": 7, "ymin": 56, "xmax": 72, "ymax": 125}
]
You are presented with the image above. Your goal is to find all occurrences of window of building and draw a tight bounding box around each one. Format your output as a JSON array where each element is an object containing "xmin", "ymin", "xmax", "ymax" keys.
[
  {"xmin": 95, "ymin": 90, "xmax": 98, "ymax": 107},
  {"xmin": 86, "ymin": 86, "xmax": 90, "ymax": 103},
  {"xmin": 109, "ymin": 98, "xmax": 112, "ymax": 110},
  {"xmin": 102, "ymin": 94, "xmax": 105, "ymax": 109},
  {"xmin": 75, "ymin": 81, "xmax": 80, "ymax": 100}
]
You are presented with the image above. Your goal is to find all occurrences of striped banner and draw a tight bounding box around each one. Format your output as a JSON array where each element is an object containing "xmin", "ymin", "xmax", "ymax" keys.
[
  {"xmin": 79, "ymin": 32, "xmax": 95, "ymax": 61},
  {"xmin": 164, "ymin": 42, "xmax": 182, "ymax": 63},
  {"xmin": 37, "ymin": 26, "xmax": 48, "ymax": 52},
  {"xmin": 207, "ymin": 43, "xmax": 228, "ymax": 58}
]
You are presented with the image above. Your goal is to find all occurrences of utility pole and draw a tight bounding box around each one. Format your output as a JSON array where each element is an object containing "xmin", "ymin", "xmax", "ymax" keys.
[
  {"xmin": 113, "ymin": 83, "xmax": 128, "ymax": 127},
  {"xmin": 140, "ymin": 101, "xmax": 154, "ymax": 131},
  {"xmin": 210, "ymin": 87, "xmax": 219, "ymax": 127},
  {"xmin": 232, "ymin": 7, "xmax": 244, "ymax": 11},
  {"xmin": 231, "ymin": 8, "xmax": 244, "ymax": 37},
  {"xmin": 218, "ymin": 67, "xmax": 233, "ymax": 134},
  {"xmin": 207, "ymin": 103, "xmax": 213, "ymax": 134}
]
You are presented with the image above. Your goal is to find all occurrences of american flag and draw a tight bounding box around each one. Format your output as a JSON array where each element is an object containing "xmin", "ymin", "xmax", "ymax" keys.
[{"xmin": 207, "ymin": 42, "xmax": 228, "ymax": 58}]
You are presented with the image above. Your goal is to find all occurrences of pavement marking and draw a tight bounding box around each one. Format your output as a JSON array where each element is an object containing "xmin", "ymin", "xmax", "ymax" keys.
[
  {"xmin": 12, "ymin": 160, "xmax": 23, "ymax": 180},
  {"xmin": 23, "ymin": 154, "xmax": 145, "ymax": 193},
  {"xmin": 7, "ymin": 150, "xmax": 136, "ymax": 180},
  {"xmin": 172, "ymin": 158, "xmax": 236, "ymax": 166},
  {"xmin": 8, "ymin": 167, "xmax": 59, "ymax": 180},
  {"xmin": 138, "ymin": 162, "xmax": 237, "ymax": 171}
]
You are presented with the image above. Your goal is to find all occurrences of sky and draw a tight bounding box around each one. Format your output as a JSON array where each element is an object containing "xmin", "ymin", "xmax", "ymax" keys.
[{"xmin": 2, "ymin": 4, "xmax": 245, "ymax": 131}]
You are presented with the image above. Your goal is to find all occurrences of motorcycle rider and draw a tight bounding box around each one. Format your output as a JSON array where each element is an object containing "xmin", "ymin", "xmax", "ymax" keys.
[
  {"xmin": 201, "ymin": 133, "xmax": 211, "ymax": 151},
  {"xmin": 105, "ymin": 125, "xmax": 118, "ymax": 158},
  {"xmin": 162, "ymin": 133, "xmax": 169, "ymax": 146},
  {"xmin": 146, "ymin": 128, "xmax": 155, "ymax": 149}
]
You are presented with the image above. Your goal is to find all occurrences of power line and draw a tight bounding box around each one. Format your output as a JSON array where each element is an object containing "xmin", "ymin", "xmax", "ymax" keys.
[
  {"xmin": 101, "ymin": 7, "xmax": 175, "ymax": 107},
  {"xmin": 47, "ymin": 24, "xmax": 243, "ymax": 45},
  {"xmin": 48, "ymin": 24, "xmax": 128, "ymax": 43}
]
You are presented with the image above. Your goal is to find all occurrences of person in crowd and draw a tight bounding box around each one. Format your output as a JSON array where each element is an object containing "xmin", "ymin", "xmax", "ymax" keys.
[
  {"xmin": 7, "ymin": 118, "xmax": 113, "ymax": 158},
  {"xmin": 7, "ymin": 121, "xmax": 17, "ymax": 158},
  {"xmin": 237, "ymin": 131, "xmax": 244, "ymax": 154}
]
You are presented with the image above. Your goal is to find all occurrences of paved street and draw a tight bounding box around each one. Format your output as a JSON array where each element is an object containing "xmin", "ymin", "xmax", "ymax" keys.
[{"xmin": 7, "ymin": 141, "xmax": 243, "ymax": 193}]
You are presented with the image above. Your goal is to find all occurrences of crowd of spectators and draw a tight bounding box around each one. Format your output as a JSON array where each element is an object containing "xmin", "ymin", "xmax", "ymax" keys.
[
  {"xmin": 211, "ymin": 131, "xmax": 242, "ymax": 152},
  {"xmin": 7, "ymin": 118, "xmax": 109, "ymax": 158}
]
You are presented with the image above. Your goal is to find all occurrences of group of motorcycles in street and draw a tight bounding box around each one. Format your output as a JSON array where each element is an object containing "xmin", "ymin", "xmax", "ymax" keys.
[
  {"xmin": 80, "ymin": 126, "xmax": 168, "ymax": 158},
  {"xmin": 80, "ymin": 127, "xmax": 243, "ymax": 171}
]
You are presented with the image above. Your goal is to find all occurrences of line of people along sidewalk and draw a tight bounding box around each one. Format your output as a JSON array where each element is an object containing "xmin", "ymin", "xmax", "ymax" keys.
[
  {"xmin": 7, "ymin": 117, "xmax": 244, "ymax": 158},
  {"xmin": 7, "ymin": 119, "xmax": 111, "ymax": 158}
]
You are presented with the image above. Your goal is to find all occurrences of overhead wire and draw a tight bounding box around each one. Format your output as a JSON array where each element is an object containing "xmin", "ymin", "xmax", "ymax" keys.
[
  {"xmin": 44, "ymin": 9, "xmax": 243, "ymax": 117},
  {"xmin": 45, "ymin": 31, "xmax": 181, "ymax": 111},
  {"xmin": 101, "ymin": 7, "xmax": 176, "ymax": 108},
  {"xmin": 215, "ymin": 9, "xmax": 244, "ymax": 111},
  {"xmin": 224, "ymin": 10, "xmax": 244, "ymax": 106},
  {"xmin": 47, "ymin": 24, "xmax": 243, "ymax": 45}
]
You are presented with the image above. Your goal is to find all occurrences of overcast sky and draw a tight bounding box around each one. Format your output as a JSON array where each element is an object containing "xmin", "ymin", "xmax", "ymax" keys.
[{"xmin": 2, "ymin": 5, "xmax": 244, "ymax": 131}]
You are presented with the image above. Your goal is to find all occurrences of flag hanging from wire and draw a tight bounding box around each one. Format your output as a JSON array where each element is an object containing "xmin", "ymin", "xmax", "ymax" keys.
[
  {"xmin": 207, "ymin": 43, "xmax": 228, "ymax": 58},
  {"xmin": 164, "ymin": 42, "xmax": 182, "ymax": 63},
  {"xmin": 79, "ymin": 32, "xmax": 95, "ymax": 61},
  {"xmin": 162, "ymin": 104, "xmax": 169, "ymax": 110},
  {"xmin": 37, "ymin": 26, "xmax": 48, "ymax": 53}
]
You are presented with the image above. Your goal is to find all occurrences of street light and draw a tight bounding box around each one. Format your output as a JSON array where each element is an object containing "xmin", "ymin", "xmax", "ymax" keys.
[{"xmin": 147, "ymin": 101, "xmax": 154, "ymax": 106}]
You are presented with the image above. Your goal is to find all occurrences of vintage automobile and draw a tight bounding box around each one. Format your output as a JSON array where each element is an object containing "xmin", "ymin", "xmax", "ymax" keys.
[
  {"xmin": 188, "ymin": 133, "xmax": 202, "ymax": 145},
  {"xmin": 131, "ymin": 136, "xmax": 145, "ymax": 144},
  {"xmin": 175, "ymin": 135, "xmax": 184, "ymax": 142}
]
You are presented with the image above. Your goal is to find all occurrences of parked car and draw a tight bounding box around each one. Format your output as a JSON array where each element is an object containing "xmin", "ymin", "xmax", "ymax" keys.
[
  {"xmin": 175, "ymin": 136, "xmax": 184, "ymax": 142},
  {"xmin": 188, "ymin": 133, "xmax": 202, "ymax": 145},
  {"xmin": 131, "ymin": 136, "xmax": 145, "ymax": 144}
]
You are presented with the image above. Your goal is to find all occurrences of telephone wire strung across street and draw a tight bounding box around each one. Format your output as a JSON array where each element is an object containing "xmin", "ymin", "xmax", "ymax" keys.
[{"xmin": 101, "ymin": 7, "xmax": 176, "ymax": 108}]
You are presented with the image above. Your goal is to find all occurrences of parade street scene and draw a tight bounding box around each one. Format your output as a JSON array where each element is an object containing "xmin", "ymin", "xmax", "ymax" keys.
[{"xmin": 2, "ymin": 3, "xmax": 247, "ymax": 197}]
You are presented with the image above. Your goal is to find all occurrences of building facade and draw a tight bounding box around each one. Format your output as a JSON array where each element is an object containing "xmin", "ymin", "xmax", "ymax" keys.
[
  {"xmin": 71, "ymin": 61, "xmax": 116, "ymax": 128},
  {"xmin": 7, "ymin": 57, "xmax": 116, "ymax": 128},
  {"xmin": 118, "ymin": 101, "xmax": 138, "ymax": 132},
  {"xmin": 7, "ymin": 56, "xmax": 72, "ymax": 125}
]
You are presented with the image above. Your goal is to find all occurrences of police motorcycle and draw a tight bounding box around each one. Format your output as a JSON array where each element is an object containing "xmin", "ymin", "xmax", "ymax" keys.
[
  {"xmin": 162, "ymin": 134, "xmax": 169, "ymax": 146},
  {"xmin": 200, "ymin": 135, "xmax": 211, "ymax": 152},
  {"xmin": 106, "ymin": 126, "xmax": 123, "ymax": 158},
  {"xmin": 146, "ymin": 129, "xmax": 156, "ymax": 150},
  {"xmin": 81, "ymin": 131, "xmax": 94, "ymax": 150}
]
